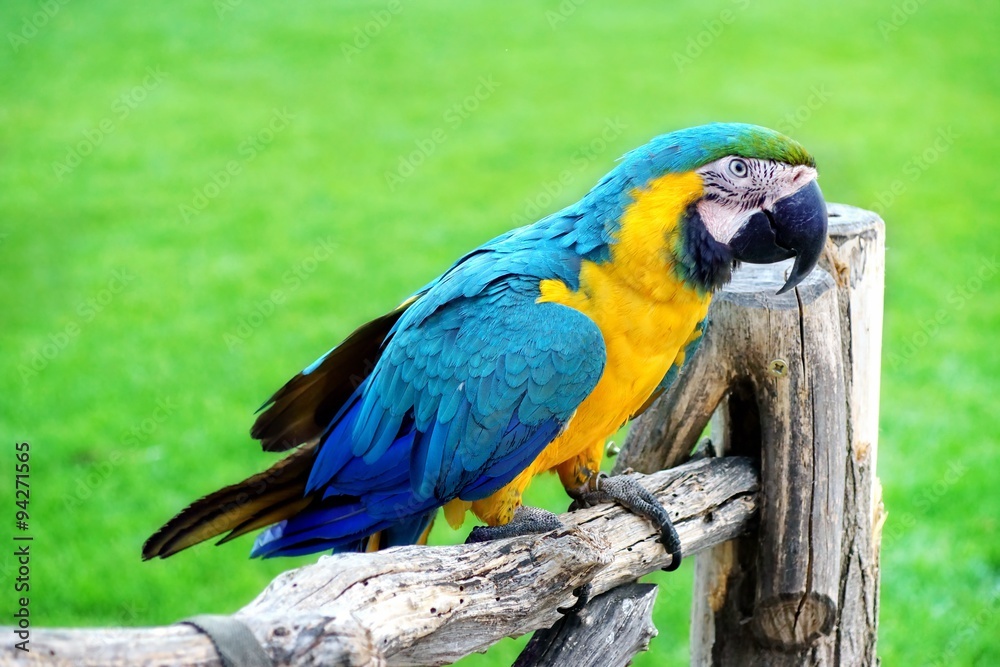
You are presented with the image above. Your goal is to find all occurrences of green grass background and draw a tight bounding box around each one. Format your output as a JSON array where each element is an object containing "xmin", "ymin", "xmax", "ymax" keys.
[{"xmin": 2, "ymin": 1, "xmax": 998, "ymax": 664}]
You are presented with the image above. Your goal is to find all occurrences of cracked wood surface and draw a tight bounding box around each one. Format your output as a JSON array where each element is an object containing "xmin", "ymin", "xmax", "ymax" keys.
[
  {"xmin": 825, "ymin": 204, "xmax": 885, "ymax": 665},
  {"xmin": 2, "ymin": 457, "xmax": 759, "ymax": 667},
  {"xmin": 513, "ymin": 583, "xmax": 659, "ymax": 667}
]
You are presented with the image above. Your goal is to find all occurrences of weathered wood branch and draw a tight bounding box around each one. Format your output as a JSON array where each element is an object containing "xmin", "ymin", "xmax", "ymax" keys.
[
  {"xmin": 513, "ymin": 583, "xmax": 659, "ymax": 667},
  {"xmin": 3, "ymin": 457, "xmax": 759, "ymax": 667},
  {"xmin": 621, "ymin": 203, "xmax": 884, "ymax": 665}
]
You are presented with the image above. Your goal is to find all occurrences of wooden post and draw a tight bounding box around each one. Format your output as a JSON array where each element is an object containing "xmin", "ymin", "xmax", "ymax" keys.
[
  {"xmin": 619, "ymin": 204, "xmax": 885, "ymax": 665},
  {"xmin": 819, "ymin": 205, "xmax": 886, "ymax": 663}
]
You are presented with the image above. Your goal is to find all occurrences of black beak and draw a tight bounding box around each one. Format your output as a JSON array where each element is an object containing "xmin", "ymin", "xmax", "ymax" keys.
[{"xmin": 729, "ymin": 180, "xmax": 828, "ymax": 294}]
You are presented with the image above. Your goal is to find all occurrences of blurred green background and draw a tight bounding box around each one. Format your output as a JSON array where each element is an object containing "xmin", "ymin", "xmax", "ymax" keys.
[{"xmin": 2, "ymin": 1, "xmax": 998, "ymax": 664}]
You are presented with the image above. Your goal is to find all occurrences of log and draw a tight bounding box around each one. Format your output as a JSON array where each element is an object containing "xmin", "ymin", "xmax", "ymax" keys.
[
  {"xmin": 513, "ymin": 583, "xmax": 659, "ymax": 667},
  {"xmin": 2, "ymin": 457, "xmax": 759, "ymax": 667},
  {"xmin": 620, "ymin": 203, "xmax": 884, "ymax": 665}
]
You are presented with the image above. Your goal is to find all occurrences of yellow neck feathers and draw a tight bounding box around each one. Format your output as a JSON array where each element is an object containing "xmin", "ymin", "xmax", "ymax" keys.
[
  {"xmin": 536, "ymin": 169, "xmax": 711, "ymax": 380},
  {"xmin": 546, "ymin": 170, "xmax": 706, "ymax": 308},
  {"xmin": 610, "ymin": 170, "xmax": 705, "ymax": 302}
]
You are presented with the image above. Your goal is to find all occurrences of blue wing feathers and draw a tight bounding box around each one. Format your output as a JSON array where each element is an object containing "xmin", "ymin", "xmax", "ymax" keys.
[
  {"xmin": 457, "ymin": 417, "xmax": 563, "ymax": 501},
  {"xmin": 324, "ymin": 430, "xmax": 414, "ymax": 497},
  {"xmin": 437, "ymin": 385, "xmax": 464, "ymax": 424},
  {"xmin": 410, "ymin": 425, "xmax": 447, "ymax": 500},
  {"xmin": 504, "ymin": 351, "xmax": 528, "ymax": 377},
  {"xmin": 382, "ymin": 512, "xmax": 435, "ymax": 548},
  {"xmin": 253, "ymin": 234, "xmax": 607, "ymax": 558},
  {"xmin": 303, "ymin": 395, "xmax": 363, "ymax": 495}
]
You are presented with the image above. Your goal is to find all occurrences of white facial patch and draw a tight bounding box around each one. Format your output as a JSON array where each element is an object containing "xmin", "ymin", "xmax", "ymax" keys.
[
  {"xmin": 695, "ymin": 157, "xmax": 818, "ymax": 245},
  {"xmin": 696, "ymin": 197, "xmax": 753, "ymax": 245}
]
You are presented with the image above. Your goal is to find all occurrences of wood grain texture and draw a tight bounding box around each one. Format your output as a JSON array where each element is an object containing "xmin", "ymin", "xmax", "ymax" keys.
[
  {"xmin": 825, "ymin": 203, "xmax": 886, "ymax": 665},
  {"xmin": 513, "ymin": 583, "xmax": 659, "ymax": 667},
  {"xmin": 2, "ymin": 457, "xmax": 759, "ymax": 667}
]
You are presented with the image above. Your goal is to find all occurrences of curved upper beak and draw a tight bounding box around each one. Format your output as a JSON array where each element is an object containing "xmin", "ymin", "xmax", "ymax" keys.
[{"xmin": 728, "ymin": 180, "xmax": 828, "ymax": 294}]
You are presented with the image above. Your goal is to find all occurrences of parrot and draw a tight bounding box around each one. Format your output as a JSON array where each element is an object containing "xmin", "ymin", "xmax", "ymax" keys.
[{"xmin": 143, "ymin": 122, "xmax": 827, "ymax": 577}]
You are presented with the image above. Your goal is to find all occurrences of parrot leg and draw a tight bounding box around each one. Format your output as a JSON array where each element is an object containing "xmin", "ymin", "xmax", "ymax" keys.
[
  {"xmin": 570, "ymin": 472, "xmax": 682, "ymax": 572},
  {"xmin": 464, "ymin": 505, "xmax": 564, "ymax": 543}
]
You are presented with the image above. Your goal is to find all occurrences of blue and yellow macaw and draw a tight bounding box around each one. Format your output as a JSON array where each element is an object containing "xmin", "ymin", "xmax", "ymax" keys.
[{"xmin": 143, "ymin": 123, "xmax": 826, "ymax": 571}]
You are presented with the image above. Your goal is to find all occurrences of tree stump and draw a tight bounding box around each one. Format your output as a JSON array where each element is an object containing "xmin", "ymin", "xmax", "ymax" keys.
[{"xmin": 619, "ymin": 203, "xmax": 885, "ymax": 665}]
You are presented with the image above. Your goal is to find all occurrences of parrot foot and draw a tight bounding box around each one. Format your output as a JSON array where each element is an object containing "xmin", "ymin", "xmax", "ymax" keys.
[
  {"xmin": 570, "ymin": 472, "xmax": 682, "ymax": 572},
  {"xmin": 464, "ymin": 505, "xmax": 564, "ymax": 544}
]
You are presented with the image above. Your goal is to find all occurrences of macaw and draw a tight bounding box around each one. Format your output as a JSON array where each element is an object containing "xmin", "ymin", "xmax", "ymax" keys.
[{"xmin": 143, "ymin": 123, "xmax": 826, "ymax": 574}]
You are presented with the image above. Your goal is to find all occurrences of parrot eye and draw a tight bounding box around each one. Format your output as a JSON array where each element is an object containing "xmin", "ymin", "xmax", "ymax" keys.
[{"xmin": 728, "ymin": 158, "xmax": 749, "ymax": 178}]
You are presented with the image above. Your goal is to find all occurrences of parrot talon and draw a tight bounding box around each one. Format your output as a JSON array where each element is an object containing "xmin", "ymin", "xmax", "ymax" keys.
[
  {"xmin": 556, "ymin": 583, "xmax": 592, "ymax": 615},
  {"xmin": 571, "ymin": 473, "xmax": 682, "ymax": 571},
  {"xmin": 464, "ymin": 506, "xmax": 564, "ymax": 544}
]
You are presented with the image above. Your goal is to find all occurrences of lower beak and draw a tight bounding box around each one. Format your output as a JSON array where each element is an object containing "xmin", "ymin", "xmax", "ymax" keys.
[{"xmin": 728, "ymin": 179, "xmax": 828, "ymax": 294}]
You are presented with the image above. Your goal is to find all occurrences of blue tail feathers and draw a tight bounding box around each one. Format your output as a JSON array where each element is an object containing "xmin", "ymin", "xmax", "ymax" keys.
[{"xmin": 254, "ymin": 383, "xmax": 439, "ymax": 558}]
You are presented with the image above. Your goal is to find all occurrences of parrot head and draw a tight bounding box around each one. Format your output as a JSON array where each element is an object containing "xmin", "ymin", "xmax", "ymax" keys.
[{"xmin": 615, "ymin": 123, "xmax": 827, "ymax": 294}]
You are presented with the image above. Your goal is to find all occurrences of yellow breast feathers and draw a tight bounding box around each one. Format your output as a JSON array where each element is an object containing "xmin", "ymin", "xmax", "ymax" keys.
[
  {"xmin": 534, "ymin": 171, "xmax": 711, "ymax": 464},
  {"xmin": 465, "ymin": 172, "xmax": 712, "ymax": 526}
]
